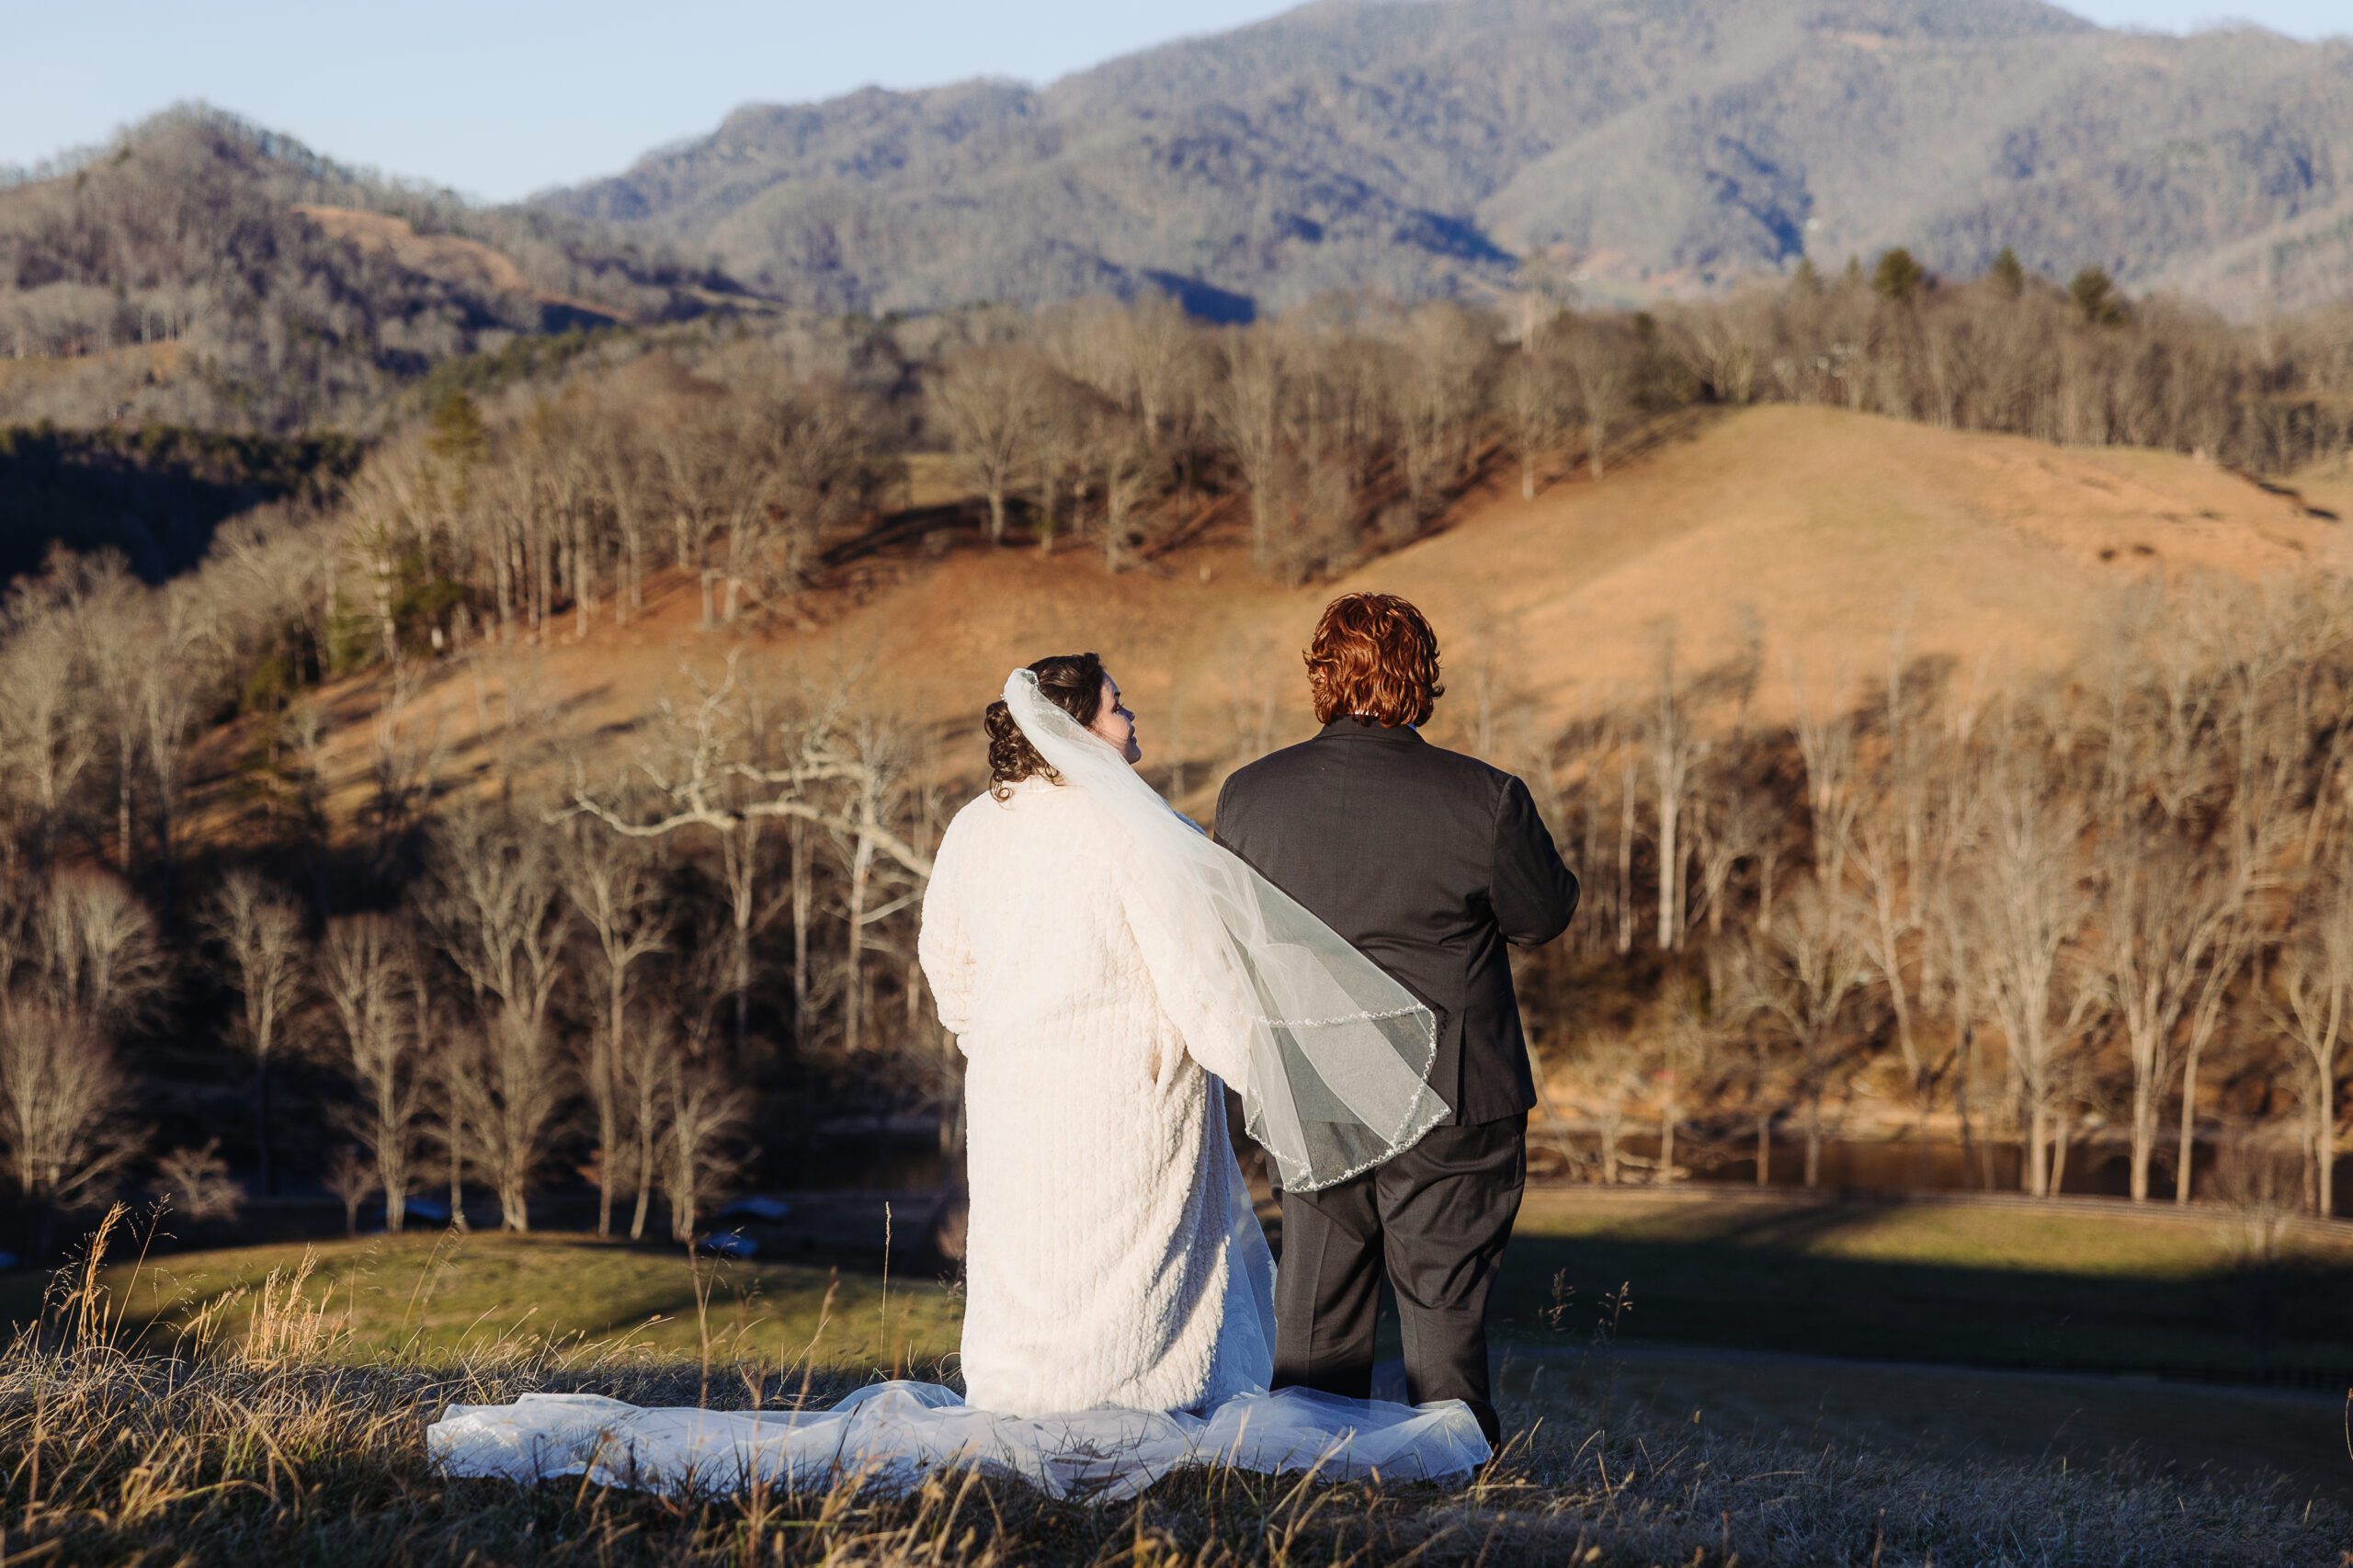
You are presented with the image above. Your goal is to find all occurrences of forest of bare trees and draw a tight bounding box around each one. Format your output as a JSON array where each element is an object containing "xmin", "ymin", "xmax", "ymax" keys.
[
  {"xmin": 909, "ymin": 256, "xmax": 2353, "ymax": 585},
  {"xmin": 1507, "ymin": 575, "xmax": 2353, "ymax": 1214},
  {"xmin": 1, "ymin": 257, "xmax": 2350, "ymax": 1255}
]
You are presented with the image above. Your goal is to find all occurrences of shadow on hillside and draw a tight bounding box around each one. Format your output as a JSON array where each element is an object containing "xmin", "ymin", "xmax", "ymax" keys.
[
  {"xmin": 1495, "ymin": 1199, "xmax": 2353, "ymax": 1392},
  {"xmin": 0, "ymin": 426, "xmax": 360, "ymax": 585}
]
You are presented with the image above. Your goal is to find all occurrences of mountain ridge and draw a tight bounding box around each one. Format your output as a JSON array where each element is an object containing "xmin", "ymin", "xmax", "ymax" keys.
[{"xmin": 540, "ymin": 0, "xmax": 2353, "ymax": 318}]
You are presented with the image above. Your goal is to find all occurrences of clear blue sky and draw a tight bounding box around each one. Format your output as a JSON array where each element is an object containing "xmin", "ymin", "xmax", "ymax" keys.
[{"xmin": 2, "ymin": 1, "xmax": 2343, "ymax": 202}]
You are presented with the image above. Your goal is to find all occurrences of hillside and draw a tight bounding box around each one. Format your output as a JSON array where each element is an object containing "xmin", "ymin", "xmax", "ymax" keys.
[
  {"xmin": 0, "ymin": 425, "xmax": 362, "ymax": 584},
  {"xmin": 0, "ymin": 108, "xmax": 770, "ymax": 431},
  {"xmin": 248, "ymin": 404, "xmax": 2349, "ymax": 839},
  {"xmin": 286, "ymin": 205, "xmax": 628, "ymax": 332},
  {"xmin": 543, "ymin": 0, "xmax": 2353, "ymax": 318}
]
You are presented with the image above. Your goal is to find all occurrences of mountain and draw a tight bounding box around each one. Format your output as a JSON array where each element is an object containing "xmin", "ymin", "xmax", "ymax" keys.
[
  {"xmin": 541, "ymin": 0, "xmax": 2353, "ymax": 318},
  {"xmin": 0, "ymin": 107, "xmax": 772, "ymax": 430}
]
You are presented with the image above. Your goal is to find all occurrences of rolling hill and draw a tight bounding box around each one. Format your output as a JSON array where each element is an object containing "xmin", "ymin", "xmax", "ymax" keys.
[
  {"xmin": 542, "ymin": 0, "xmax": 2353, "ymax": 320},
  {"xmin": 236, "ymin": 404, "xmax": 2351, "ymax": 846},
  {"xmin": 0, "ymin": 107, "xmax": 772, "ymax": 431}
]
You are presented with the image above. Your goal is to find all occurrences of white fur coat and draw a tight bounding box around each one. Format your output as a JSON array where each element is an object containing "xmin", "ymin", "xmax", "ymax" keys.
[{"xmin": 916, "ymin": 778, "xmax": 1275, "ymax": 1415}]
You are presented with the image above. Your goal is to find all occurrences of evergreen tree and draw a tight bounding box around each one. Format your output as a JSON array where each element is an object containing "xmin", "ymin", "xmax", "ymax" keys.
[
  {"xmin": 1872, "ymin": 248, "xmax": 1927, "ymax": 303},
  {"xmin": 2068, "ymin": 267, "xmax": 2128, "ymax": 326}
]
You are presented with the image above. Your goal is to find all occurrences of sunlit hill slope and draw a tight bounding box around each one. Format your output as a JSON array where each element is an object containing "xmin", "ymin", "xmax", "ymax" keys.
[{"xmin": 221, "ymin": 404, "xmax": 2352, "ymax": 843}]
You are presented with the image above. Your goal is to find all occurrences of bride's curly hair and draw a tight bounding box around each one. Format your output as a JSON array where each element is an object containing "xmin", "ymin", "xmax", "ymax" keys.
[
  {"xmin": 1305, "ymin": 593, "xmax": 1444, "ymax": 727},
  {"xmin": 985, "ymin": 653, "xmax": 1107, "ymax": 800}
]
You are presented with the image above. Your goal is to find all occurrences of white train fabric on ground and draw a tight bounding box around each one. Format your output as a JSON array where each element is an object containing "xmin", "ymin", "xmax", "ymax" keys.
[{"xmin": 427, "ymin": 1380, "xmax": 1488, "ymax": 1504}]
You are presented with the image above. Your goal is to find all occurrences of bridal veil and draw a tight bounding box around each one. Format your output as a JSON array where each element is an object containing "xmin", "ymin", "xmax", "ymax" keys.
[{"xmin": 1002, "ymin": 668, "xmax": 1447, "ymax": 1190}]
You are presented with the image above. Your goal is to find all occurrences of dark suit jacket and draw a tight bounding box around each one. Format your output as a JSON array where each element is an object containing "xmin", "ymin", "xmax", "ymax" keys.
[{"xmin": 1213, "ymin": 719, "xmax": 1580, "ymax": 1126}]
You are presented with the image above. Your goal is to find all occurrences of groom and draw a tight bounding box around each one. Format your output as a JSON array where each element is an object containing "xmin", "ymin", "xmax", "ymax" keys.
[{"xmin": 1214, "ymin": 592, "xmax": 1579, "ymax": 1446}]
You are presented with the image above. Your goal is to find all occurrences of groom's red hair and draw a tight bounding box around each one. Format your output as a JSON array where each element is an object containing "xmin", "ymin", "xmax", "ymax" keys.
[{"xmin": 1305, "ymin": 593, "xmax": 1444, "ymax": 728}]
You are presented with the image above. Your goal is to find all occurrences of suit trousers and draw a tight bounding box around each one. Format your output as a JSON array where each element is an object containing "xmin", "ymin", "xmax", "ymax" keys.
[{"xmin": 1270, "ymin": 1114, "xmax": 1526, "ymax": 1446}]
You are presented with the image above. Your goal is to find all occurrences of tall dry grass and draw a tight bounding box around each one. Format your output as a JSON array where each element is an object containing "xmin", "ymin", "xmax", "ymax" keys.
[{"xmin": 0, "ymin": 1208, "xmax": 2339, "ymax": 1566}]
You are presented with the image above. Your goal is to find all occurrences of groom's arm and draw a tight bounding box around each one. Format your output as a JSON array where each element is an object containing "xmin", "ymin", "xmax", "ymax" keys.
[
  {"xmin": 1210, "ymin": 771, "xmax": 1261, "ymax": 872},
  {"xmin": 1490, "ymin": 773, "xmax": 1578, "ymax": 947}
]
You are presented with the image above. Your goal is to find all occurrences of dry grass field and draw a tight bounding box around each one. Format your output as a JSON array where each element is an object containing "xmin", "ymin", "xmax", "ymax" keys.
[
  {"xmin": 0, "ymin": 1210, "xmax": 2343, "ymax": 1566},
  {"xmin": 0, "ymin": 1191, "xmax": 2343, "ymax": 1553}
]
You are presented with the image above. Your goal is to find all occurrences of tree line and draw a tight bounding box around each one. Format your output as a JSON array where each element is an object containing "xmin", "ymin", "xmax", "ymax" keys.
[
  {"xmin": 1507, "ymin": 572, "xmax": 2351, "ymax": 1216},
  {"xmin": 0, "ymin": 613, "xmax": 949, "ymax": 1250},
  {"xmin": 112, "ymin": 245, "xmax": 2353, "ymax": 648}
]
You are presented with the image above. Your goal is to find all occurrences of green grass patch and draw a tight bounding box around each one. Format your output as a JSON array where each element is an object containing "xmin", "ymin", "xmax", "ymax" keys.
[{"xmin": 0, "ymin": 1230, "xmax": 961, "ymax": 1370}]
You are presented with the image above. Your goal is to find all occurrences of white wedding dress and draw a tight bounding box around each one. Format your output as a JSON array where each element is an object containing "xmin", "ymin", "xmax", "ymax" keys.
[{"xmin": 428, "ymin": 778, "xmax": 1487, "ymax": 1501}]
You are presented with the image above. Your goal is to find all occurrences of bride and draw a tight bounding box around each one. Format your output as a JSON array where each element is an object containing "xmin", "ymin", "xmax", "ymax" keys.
[{"xmin": 429, "ymin": 654, "xmax": 1487, "ymax": 1502}]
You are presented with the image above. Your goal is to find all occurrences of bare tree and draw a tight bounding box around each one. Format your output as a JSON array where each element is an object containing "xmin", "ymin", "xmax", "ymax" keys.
[
  {"xmin": 1205, "ymin": 327, "xmax": 1290, "ymax": 562},
  {"xmin": 1963, "ymin": 769, "xmax": 2094, "ymax": 1198},
  {"xmin": 0, "ymin": 992, "xmax": 138, "ymax": 1244},
  {"xmin": 660, "ymin": 1053, "xmax": 750, "ymax": 1243},
  {"xmin": 136, "ymin": 594, "xmax": 203, "ymax": 888},
  {"xmin": 1670, "ymin": 295, "xmax": 1768, "ymax": 406},
  {"xmin": 2086, "ymin": 827, "xmax": 2248, "ymax": 1202},
  {"xmin": 1495, "ymin": 342, "xmax": 1568, "ymax": 501},
  {"xmin": 1650, "ymin": 977, "xmax": 1715, "ymax": 1182},
  {"xmin": 31, "ymin": 868, "xmax": 165, "ymax": 1028},
  {"xmin": 934, "ymin": 345, "xmax": 1048, "ymax": 546},
  {"xmin": 422, "ymin": 810, "xmax": 572, "ymax": 1231},
  {"xmin": 1563, "ymin": 323, "xmax": 1631, "ymax": 480},
  {"xmin": 1106, "ymin": 293, "xmax": 1203, "ymax": 440},
  {"xmin": 148, "ymin": 1140, "xmax": 244, "ymax": 1221},
  {"xmin": 559, "ymin": 660, "xmax": 934, "ymax": 1060},
  {"xmin": 710, "ymin": 810, "xmax": 771, "ymax": 1055},
  {"xmin": 692, "ymin": 401, "xmax": 779, "ymax": 626},
  {"xmin": 340, "ymin": 459, "xmax": 420, "ymax": 666},
  {"xmin": 560, "ymin": 828, "xmax": 667, "ymax": 1234},
  {"xmin": 1743, "ymin": 881, "xmax": 1875, "ymax": 1189},
  {"xmin": 1574, "ymin": 1028, "xmax": 1649, "ymax": 1185},
  {"xmin": 0, "ymin": 608, "xmax": 94, "ymax": 857},
  {"xmin": 1790, "ymin": 668, "xmax": 1862, "ymax": 893},
  {"xmin": 369, "ymin": 661, "xmax": 446, "ymax": 843},
  {"xmin": 830, "ymin": 715, "xmax": 921, "ymax": 1057},
  {"xmin": 616, "ymin": 1009, "xmax": 676, "ymax": 1241},
  {"xmin": 439, "ymin": 1012, "xmax": 565, "ymax": 1233},
  {"xmin": 1646, "ymin": 628, "xmax": 1704, "ymax": 949},
  {"xmin": 785, "ymin": 814, "xmax": 816, "ymax": 1046},
  {"xmin": 203, "ymin": 869, "xmax": 307, "ymax": 1198},
  {"xmin": 319, "ymin": 914, "xmax": 423, "ymax": 1233},
  {"xmin": 2174, "ymin": 875, "xmax": 2263, "ymax": 1205},
  {"xmin": 1847, "ymin": 810, "xmax": 1925, "ymax": 1108},
  {"xmin": 1612, "ymin": 717, "xmax": 1641, "ymax": 956},
  {"xmin": 587, "ymin": 401, "xmax": 656, "ymax": 625},
  {"xmin": 1690, "ymin": 772, "xmax": 1776, "ymax": 938},
  {"xmin": 324, "ymin": 1146, "xmax": 374, "ymax": 1237},
  {"xmin": 63, "ymin": 559, "xmax": 150, "ymax": 873},
  {"xmin": 2271, "ymin": 873, "xmax": 2353, "ymax": 1217},
  {"xmin": 1090, "ymin": 403, "xmax": 1156, "ymax": 574},
  {"xmin": 764, "ymin": 380, "xmax": 891, "ymax": 598},
  {"xmin": 1392, "ymin": 303, "xmax": 1490, "ymax": 517}
]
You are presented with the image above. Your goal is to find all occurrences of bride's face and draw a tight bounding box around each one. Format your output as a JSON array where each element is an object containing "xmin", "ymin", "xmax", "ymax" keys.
[{"xmin": 1091, "ymin": 674, "xmax": 1141, "ymax": 766}]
